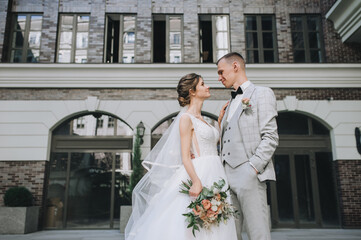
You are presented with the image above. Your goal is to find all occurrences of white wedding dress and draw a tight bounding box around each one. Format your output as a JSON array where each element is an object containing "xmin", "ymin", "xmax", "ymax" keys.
[{"xmin": 125, "ymin": 113, "xmax": 237, "ymax": 240}]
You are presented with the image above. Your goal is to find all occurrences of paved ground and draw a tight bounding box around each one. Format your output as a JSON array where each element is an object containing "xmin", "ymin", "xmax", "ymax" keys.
[{"xmin": 0, "ymin": 229, "xmax": 361, "ymax": 240}]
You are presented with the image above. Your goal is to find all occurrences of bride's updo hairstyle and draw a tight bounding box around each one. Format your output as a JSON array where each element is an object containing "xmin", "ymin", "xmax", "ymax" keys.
[{"xmin": 176, "ymin": 73, "xmax": 201, "ymax": 107}]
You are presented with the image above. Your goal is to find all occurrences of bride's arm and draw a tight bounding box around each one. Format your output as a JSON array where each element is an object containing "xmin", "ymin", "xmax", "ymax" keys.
[{"xmin": 179, "ymin": 114, "xmax": 202, "ymax": 198}]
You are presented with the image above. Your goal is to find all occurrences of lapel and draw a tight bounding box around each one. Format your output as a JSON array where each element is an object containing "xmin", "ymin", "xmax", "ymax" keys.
[
  {"xmin": 221, "ymin": 98, "xmax": 232, "ymax": 137},
  {"xmin": 231, "ymin": 82, "xmax": 256, "ymax": 121}
]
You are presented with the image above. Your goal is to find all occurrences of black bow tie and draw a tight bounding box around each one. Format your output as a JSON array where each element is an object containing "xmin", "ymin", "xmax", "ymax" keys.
[{"xmin": 231, "ymin": 87, "xmax": 243, "ymax": 99}]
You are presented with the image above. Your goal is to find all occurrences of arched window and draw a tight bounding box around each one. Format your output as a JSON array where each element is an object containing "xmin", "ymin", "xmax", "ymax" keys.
[
  {"xmin": 46, "ymin": 113, "xmax": 133, "ymax": 230},
  {"xmin": 270, "ymin": 111, "xmax": 339, "ymax": 228}
]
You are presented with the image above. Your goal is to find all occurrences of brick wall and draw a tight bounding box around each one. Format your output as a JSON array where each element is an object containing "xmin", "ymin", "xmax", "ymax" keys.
[
  {"xmin": 0, "ymin": 161, "xmax": 47, "ymax": 206},
  {"xmin": 1, "ymin": 0, "xmax": 361, "ymax": 63},
  {"xmin": 1, "ymin": 88, "xmax": 361, "ymax": 101},
  {"xmin": 335, "ymin": 160, "xmax": 361, "ymax": 228}
]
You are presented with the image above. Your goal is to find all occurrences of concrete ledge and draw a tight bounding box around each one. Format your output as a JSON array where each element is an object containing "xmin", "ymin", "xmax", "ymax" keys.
[{"xmin": 0, "ymin": 206, "xmax": 39, "ymax": 234}]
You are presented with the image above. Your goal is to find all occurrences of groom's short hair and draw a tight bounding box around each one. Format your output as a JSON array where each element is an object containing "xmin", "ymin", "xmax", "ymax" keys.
[{"xmin": 216, "ymin": 52, "xmax": 246, "ymax": 68}]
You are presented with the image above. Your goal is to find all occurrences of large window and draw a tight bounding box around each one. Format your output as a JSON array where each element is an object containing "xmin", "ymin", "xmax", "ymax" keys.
[
  {"xmin": 9, "ymin": 14, "xmax": 43, "ymax": 63},
  {"xmin": 199, "ymin": 15, "xmax": 230, "ymax": 63},
  {"xmin": 153, "ymin": 15, "xmax": 183, "ymax": 63},
  {"xmin": 105, "ymin": 14, "xmax": 136, "ymax": 63},
  {"xmin": 47, "ymin": 113, "xmax": 133, "ymax": 229},
  {"xmin": 291, "ymin": 15, "xmax": 325, "ymax": 63},
  {"xmin": 57, "ymin": 14, "xmax": 89, "ymax": 63},
  {"xmin": 245, "ymin": 15, "xmax": 278, "ymax": 63}
]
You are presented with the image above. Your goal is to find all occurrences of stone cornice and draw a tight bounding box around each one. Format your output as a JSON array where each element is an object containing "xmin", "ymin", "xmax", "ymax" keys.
[
  {"xmin": 326, "ymin": 0, "xmax": 361, "ymax": 43},
  {"xmin": 0, "ymin": 63, "xmax": 360, "ymax": 88}
]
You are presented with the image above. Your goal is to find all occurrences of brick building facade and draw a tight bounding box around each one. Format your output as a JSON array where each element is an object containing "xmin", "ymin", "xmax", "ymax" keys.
[{"xmin": 0, "ymin": 0, "xmax": 360, "ymax": 230}]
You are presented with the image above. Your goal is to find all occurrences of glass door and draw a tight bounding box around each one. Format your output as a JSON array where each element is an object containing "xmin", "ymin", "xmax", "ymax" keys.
[
  {"xmin": 270, "ymin": 151, "xmax": 322, "ymax": 228},
  {"xmin": 45, "ymin": 151, "xmax": 131, "ymax": 229}
]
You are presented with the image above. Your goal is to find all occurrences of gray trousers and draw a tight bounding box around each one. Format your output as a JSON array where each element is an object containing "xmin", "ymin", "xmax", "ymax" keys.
[{"xmin": 225, "ymin": 162, "xmax": 271, "ymax": 240}]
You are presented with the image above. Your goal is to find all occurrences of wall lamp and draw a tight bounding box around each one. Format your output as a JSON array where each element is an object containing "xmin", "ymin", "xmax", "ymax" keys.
[{"xmin": 137, "ymin": 121, "xmax": 145, "ymax": 145}]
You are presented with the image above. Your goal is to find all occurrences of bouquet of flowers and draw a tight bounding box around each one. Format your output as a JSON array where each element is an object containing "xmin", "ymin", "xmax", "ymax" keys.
[{"xmin": 179, "ymin": 179, "xmax": 237, "ymax": 237}]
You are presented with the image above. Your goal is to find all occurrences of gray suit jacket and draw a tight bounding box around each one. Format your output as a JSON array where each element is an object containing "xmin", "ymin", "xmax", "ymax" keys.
[{"xmin": 221, "ymin": 82, "xmax": 279, "ymax": 182}]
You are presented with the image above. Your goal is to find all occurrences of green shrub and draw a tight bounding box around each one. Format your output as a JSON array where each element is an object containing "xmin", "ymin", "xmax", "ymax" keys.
[{"xmin": 3, "ymin": 187, "xmax": 34, "ymax": 207}]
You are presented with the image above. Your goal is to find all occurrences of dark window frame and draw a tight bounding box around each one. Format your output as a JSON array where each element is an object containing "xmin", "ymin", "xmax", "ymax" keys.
[
  {"xmin": 245, "ymin": 14, "xmax": 278, "ymax": 63},
  {"xmin": 291, "ymin": 14, "xmax": 325, "ymax": 63},
  {"xmin": 8, "ymin": 13, "xmax": 43, "ymax": 63}
]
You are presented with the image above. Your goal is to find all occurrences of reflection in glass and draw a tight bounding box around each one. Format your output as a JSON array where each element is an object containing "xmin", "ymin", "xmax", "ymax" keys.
[
  {"xmin": 14, "ymin": 31, "xmax": 25, "ymax": 48},
  {"xmin": 29, "ymin": 31, "xmax": 41, "ymax": 48},
  {"xmin": 310, "ymin": 50, "xmax": 321, "ymax": 63},
  {"xmin": 60, "ymin": 32, "xmax": 73, "ymax": 49},
  {"xmin": 246, "ymin": 16, "xmax": 257, "ymax": 30},
  {"xmin": 169, "ymin": 17, "xmax": 181, "ymax": 31},
  {"xmin": 262, "ymin": 16, "xmax": 273, "ymax": 30},
  {"xmin": 27, "ymin": 49, "xmax": 39, "ymax": 62},
  {"xmin": 122, "ymin": 50, "xmax": 135, "ymax": 63},
  {"xmin": 75, "ymin": 50, "xmax": 87, "ymax": 63},
  {"xmin": 274, "ymin": 155, "xmax": 294, "ymax": 223},
  {"xmin": 292, "ymin": 32, "xmax": 304, "ymax": 48},
  {"xmin": 62, "ymin": 16, "xmax": 74, "ymax": 30},
  {"xmin": 170, "ymin": 50, "xmax": 182, "ymax": 63},
  {"xmin": 307, "ymin": 17, "xmax": 319, "ymax": 31},
  {"xmin": 77, "ymin": 21, "xmax": 89, "ymax": 32},
  {"xmin": 215, "ymin": 16, "xmax": 227, "ymax": 31},
  {"xmin": 58, "ymin": 50, "xmax": 71, "ymax": 63},
  {"xmin": 76, "ymin": 32, "xmax": 88, "ymax": 48},
  {"xmin": 168, "ymin": 16, "xmax": 182, "ymax": 63},
  {"xmin": 246, "ymin": 32, "xmax": 258, "ymax": 48},
  {"xmin": 46, "ymin": 153, "xmax": 68, "ymax": 228},
  {"xmin": 295, "ymin": 155, "xmax": 315, "ymax": 223},
  {"xmin": 315, "ymin": 152, "xmax": 339, "ymax": 226},
  {"xmin": 216, "ymin": 32, "xmax": 228, "ymax": 49},
  {"xmin": 291, "ymin": 16, "xmax": 303, "ymax": 30},
  {"xmin": 308, "ymin": 32, "xmax": 320, "ymax": 48},
  {"xmin": 124, "ymin": 16, "xmax": 136, "ymax": 31},
  {"xmin": 277, "ymin": 112, "xmax": 309, "ymax": 135},
  {"xmin": 214, "ymin": 15, "xmax": 229, "ymax": 61},
  {"xmin": 123, "ymin": 32, "xmax": 135, "ymax": 44},
  {"xmin": 30, "ymin": 15, "xmax": 43, "ymax": 30},
  {"xmin": 11, "ymin": 50, "xmax": 22, "ymax": 62},
  {"xmin": 16, "ymin": 15, "xmax": 26, "ymax": 30},
  {"xmin": 247, "ymin": 50, "xmax": 259, "ymax": 63},
  {"xmin": 263, "ymin": 32, "xmax": 273, "ymax": 48}
]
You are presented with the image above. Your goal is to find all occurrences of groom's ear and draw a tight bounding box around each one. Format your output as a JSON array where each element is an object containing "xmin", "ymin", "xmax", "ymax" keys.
[{"xmin": 232, "ymin": 61, "xmax": 239, "ymax": 72}]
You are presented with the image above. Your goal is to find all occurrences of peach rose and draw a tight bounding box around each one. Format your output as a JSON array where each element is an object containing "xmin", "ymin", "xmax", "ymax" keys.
[
  {"xmin": 192, "ymin": 205, "xmax": 201, "ymax": 216},
  {"xmin": 202, "ymin": 199, "xmax": 211, "ymax": 210},
  {"xmin": 206, "ymin": 209, "xmax": 216, "ymax": 218}
]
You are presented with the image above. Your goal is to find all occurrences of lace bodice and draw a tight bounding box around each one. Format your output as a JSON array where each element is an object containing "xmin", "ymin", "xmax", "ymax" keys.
[{"xmin": 185, "ymin": 113, "xmax": 219, "ymax": 158}]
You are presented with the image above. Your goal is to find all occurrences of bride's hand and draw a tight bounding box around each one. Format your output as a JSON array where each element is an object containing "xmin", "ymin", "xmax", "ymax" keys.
[
  {"xmin": 218, "ymin": 101, "xmax": 229, "ymax": 127},
  {"xmin": 189, "ymin": 180, "xmax": 202, "ymax": 198}
]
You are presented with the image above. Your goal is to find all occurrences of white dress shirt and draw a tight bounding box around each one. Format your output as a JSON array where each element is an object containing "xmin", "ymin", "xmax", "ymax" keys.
[{"xmin": 227, "ymin": 80, "xmax": 251, "ymax": 122}]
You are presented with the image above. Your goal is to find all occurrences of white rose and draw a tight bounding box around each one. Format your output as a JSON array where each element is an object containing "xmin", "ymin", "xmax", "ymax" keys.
[
  {"xmin": 211, "ymin": 205, "xmax": 218, "ymax": 212},
  {"xmin": 213, "ymin": 188, "xmax": 220, "ymax": 194},
  {"xmin": 211, "ymin": 199, "xmax": 217, "ymax": 206}
]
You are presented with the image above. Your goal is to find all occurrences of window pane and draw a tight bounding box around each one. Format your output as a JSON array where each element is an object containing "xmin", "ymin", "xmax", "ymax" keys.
[
  {"xmin": 16, "ymin": 15, "xmax": 26, "ymax": 31},
  {"xmin": 261, "ymin": 16, "xmax": 273, "ymax": 30},
  {"xmin": 294, "ymin": 50, "xmax": 305, "ymax": 62},
  {"xmin": 310, "ymin": 50, "xmax": 321, "ymax": 63},
  {"xmin": 58, "ymin": 50, "xmax": 71, "ymax": 63},
  {"xmin": 246, "ymin": 32, "xmax": 258, "ymax": 48},
  {"xmin": 77, "ymin": 15, "xmax": 89, "ymax": 24},
  {"xmin": 75, "ymin": 50, "xmax": 87, "ymax": 63},
  {"xmin": 307, "ymin": 16, "xmax": 320, "ymax": 31},
  {"xmin": 124, "ymin": 16, "xmax": 136, "ymax": 32},
  {"xmin": 291, "ymin": 16, "xmax": 303, "ymax": 30},
  {"xmin": 61, "ymin": 16, "xmax": 74, "ymax": 30},
  {"xmin": 308, "ymin": 32, "xmax": 320, "ymax": 48},
  {"xmin": 60, "ymin": 32, "xmax": 73, "ymax": 49},
  {"xmin": 11, "ymin": 49, "xmax": 22, "ymax": 62},
  {"xmin": 312, "ymin": 119, "xmax": 329, "ymax": 135},
  {"xmin": 123, "ymin": 32, "xmax": 135, "ymax": 44},
  {"xmin": 274, "ymin": 155, "xmax": 294, "ymax": 223},
  {"xmin": 13, "ymin": 31, "xmax": 25, "ymax": 48},
  {"xmin": 262, "ymin": 32, "xmax": 274, "ymax": 48},
  {"xmin": 292, "ymin": 32, "xmax": 304, "ymax": 48},
  {"xmin": 264, "ymin": 50, "xmax": 274, "ymax": 63},
  {"xmin": 247, "ymin": 50, "xmax": 259, "ymax": 63},
  {"xmin": 246, "ymin": 16, "xmax": 257, "ymax": 30},
  {"xmin": 76, "ymin": 32, "xmax": 88, "ymax": 48},
  {"xmin": 170, "ymin": 50, "xmax": 182, "ymax": 63},
  {"xmin": 216, "ymin": 32, "xmax": 228, "ymax": 49},
  {"xmin": 122, "ymin": 50, "xmax": 135, "ymax": 63},
  {"xmin": 169, "ymin": 32, "xmax": 181, "ymax": 49},
  {"xmin": 215, "ymin": 16, "xmax": 228, "ymax": 31},
  {"xmin": 77, "ymin": 21, "xmax": 89, "ymax": 32},
  {"xmin": 27, "ymin": 49, "xmax": 39, "ymax": 62},
  {"xmin": 169, "ymin": 17, "xmax": 181, "ymax": 31},
  {"xmin": 30, "ymin": 15, "xmax": 42, "ymax": 30},
  {"xmin": 276, "ymin": 112, "xmax": 309, "ymax": 135},
  {"xmin": 216, "ymin": 50, "xmax": 228, "ymax": 62},
  {"xmin": 29, "ymin": 31, "xmax": 41, "ymax": 48}
]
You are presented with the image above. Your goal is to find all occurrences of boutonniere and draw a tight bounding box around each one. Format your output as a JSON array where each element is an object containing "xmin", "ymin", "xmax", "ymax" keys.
[{"xmin": 241, "ymin": 98, "xmax": 251, "ymax": 110}]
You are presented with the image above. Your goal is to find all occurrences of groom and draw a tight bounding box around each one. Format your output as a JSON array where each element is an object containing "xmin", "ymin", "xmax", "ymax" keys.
[{"xmin": 217, "ymin": 52, "xmax": 278, "ymax": 240}]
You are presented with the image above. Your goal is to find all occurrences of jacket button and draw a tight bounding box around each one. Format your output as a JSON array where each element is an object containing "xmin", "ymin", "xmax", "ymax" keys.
[
  {"xmin": 229, "ymin": 127, "xmax": 231, "ymax": 130},
  {"xmin": 228, "ymin": 152, "xmax": 230, "ymax": 155},
  {"xmin": 224, "ymin": 141, "xmax": 226, "ymax": 143},
  {"xmin": 228, "ymin": 140, "xmax": 230, "ymax": 142},
  {"xmin": 223, "ymin": 154, "xmax": 225, "ymax": 156}
]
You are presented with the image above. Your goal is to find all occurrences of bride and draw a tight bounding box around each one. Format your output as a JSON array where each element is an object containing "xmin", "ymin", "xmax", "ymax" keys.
[{"xmin": 125, "ymin": 73, "xmax": 237, "ymax": 240}]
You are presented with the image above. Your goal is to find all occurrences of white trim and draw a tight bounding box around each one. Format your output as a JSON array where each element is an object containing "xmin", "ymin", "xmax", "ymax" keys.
[
  {"xmin": 326, "ymin": 0, "xmax": 361, "ymax": 43},
  {"xmin": 0, "ymin": 63, "xmax": 361, "ymax": 88}
]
